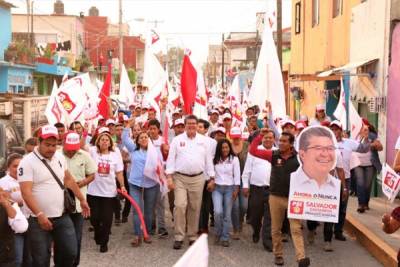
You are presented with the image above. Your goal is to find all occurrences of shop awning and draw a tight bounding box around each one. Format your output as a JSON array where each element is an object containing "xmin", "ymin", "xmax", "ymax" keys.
[
  {"xmin": 351, "ymin": 76, "xmax": 379, "ymax": 102},
  {"xmin": 317, "ymin": 58, "xmax": 378, "ymax": 77}
]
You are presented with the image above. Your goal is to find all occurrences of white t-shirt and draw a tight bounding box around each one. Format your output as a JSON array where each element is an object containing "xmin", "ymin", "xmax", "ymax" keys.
[
  {"xmin": 17, "ymin": 148, "xmax": 66, "ymax": 218},
  {"xmin": 87, "ymin": 146, "xmax": 124, "ymax": 198},
  {"xmin": 337, "ymin": 139, "xmax": 361, "ymax": 179},
  {"xmin": 0, "ymin": 174, "xmax": 31, "ymax": 217}
]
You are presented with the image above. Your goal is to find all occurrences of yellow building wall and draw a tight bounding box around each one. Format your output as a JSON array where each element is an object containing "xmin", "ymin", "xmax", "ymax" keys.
[{"xmin": 289, "ymin": 0, "xmax": 361, "ymax": 119}]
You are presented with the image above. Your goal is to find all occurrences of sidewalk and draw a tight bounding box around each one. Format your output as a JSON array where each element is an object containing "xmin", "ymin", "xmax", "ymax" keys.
[{"xmin": 345, "ymin": 196, "xmax": 400, "ymax": 267}]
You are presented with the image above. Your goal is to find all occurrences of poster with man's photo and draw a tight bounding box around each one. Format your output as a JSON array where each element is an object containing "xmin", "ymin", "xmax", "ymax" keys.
[{"xmin": 287, "ymin": 126, "xmax": 341, "ymax": 223}]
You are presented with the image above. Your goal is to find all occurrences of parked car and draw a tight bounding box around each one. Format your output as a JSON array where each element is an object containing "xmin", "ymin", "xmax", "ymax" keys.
[{"xmin": 0, "ymin": 119, "xmax": 24, "ymax": 177}]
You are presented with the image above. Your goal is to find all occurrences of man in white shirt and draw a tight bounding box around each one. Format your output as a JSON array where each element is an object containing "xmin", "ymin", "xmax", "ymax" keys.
[
  {"xmin": 166, "ymin": 115, "xmax": 215, "ymax": 249},
  {"xmin": 208, "ymin": 109, "xmax": 220, "ymax": 134},
  {"xmin": 18, "ymin": 125, "xmax": 90, "ymax": 267},
  {"xmin": 329, "ymin": 120, "xmax": 380, "ymax": 241},
  {"xmin": 148, "ymin": 119, "xmax": 169, "ymax": 238},
  {"xmin": 242, "ymin": 129, "xmax": 276, "ymax": 251}
]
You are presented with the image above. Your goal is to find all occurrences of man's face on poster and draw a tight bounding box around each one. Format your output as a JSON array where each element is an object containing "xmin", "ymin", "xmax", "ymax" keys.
[{"xmin": 299, "ymin": 136, "xmax": 336, "ymax": 176}]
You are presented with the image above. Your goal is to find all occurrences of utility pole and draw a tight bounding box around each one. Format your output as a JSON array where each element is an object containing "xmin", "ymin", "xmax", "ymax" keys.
[
  {"xmin": 221, "ymin": 33, "xmax": 225, "ymax": 89},
  {"xmin": 26, "ymin": 0, "xmax": 30, "ymax": 47},
  {"xmin": 277, "ymin": 0, "xmax": 283, "ymax": 67},
  {"xmin": 118, "ymin": 0, "xmax": 123, "ymax": 76}
]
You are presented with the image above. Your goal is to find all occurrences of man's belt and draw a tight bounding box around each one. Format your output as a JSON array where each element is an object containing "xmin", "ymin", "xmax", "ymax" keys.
[{"xmin": 176, "ymin": 171, "xmax": 203, "ymax": 177}]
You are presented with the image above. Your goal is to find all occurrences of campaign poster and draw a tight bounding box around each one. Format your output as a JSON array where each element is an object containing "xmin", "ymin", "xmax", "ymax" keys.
[{"xmin": 288, "ymin": 126, "xmax": 341, "ymax": 223}]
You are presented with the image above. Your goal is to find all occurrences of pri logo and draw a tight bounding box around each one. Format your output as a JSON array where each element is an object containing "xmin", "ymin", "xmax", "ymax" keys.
[
  {"xmin": 97, "ymin": 162, "xmax": 110, "ymax": 175},
  {"xmin": 384, "ymin": 172, "xmax": 398, "ymax": 190},
  {"xmin": 290, "ymin": 200, "xmax": 304, "ymax": 215},
  {"xmin": 58, "ymin": 92, "xmax": 76, "ymax": 114}
]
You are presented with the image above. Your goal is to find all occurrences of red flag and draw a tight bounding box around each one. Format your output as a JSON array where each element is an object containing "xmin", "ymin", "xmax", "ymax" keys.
[
  {"xmin": 180, "ymin": 54, "xmax": 197, "ymax": 114},
  {"xmin": 98, "ymin": 64, "xmax": 112, "ymax": 119}
]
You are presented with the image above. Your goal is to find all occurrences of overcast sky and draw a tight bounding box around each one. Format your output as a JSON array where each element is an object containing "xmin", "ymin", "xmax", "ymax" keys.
[{"xmin": 8, "ymin": 0, "xmax": 292, "ymax": 65}]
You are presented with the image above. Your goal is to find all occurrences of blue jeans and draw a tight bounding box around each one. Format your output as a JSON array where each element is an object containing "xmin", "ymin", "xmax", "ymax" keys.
[
  {"xmin": 354, "ymin": 166, "xmax": 376, "ymax": 206},
  {"xmin": 335, "ymin": 179, "xmax": 350, "ymax": 234},
  {"xmin": 212, "ymin": 185, "xmax": 234, "ymax": 241},
  {"xmin": 69, "ymin": 213, "xmax": 84, "ymax": 267},
  {"xmin": 231, "ymin": 187, "xmax": 248, "ymax": 231},
  {"xmin": 28, "ymin": 214, "xmax": 77, "ymax": 267},
  {"xmin": 14, "ymin": 231, "xmax": 31, "ymax": 267},
  {"xmin": 129, "ymin": 183, "xmax": 159, "ymax": 237}
]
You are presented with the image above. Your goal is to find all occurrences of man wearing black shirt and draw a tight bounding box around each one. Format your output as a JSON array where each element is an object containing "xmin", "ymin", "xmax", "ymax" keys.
[{"xmin": 250, "ymin": 132, "xmax": 309, "ymax": 267}]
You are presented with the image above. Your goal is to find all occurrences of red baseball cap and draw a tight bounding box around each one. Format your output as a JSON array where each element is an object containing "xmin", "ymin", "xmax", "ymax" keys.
[
  {"xmin": 63, "ymin": 131, "xmax": 81, "ymax": 151},
  {"xmin": 39, "ymin": 125, "xmax": 59, "ymax": 139}
]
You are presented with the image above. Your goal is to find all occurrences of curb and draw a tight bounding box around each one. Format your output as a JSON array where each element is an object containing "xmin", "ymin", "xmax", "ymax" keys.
[{"xmin": 345, "ymin": 214, "xmax": 398, "ymax": 267}]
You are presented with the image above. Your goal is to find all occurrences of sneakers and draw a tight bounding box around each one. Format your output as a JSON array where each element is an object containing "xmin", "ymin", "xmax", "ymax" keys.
[
  {"xmin": 323, "ymin": 241, "xmax": 333, "ymax": 252},
  {"xmin": 274, "ymin": 256, "xmax": 284, "ymax": 266},
  {"xmin": 188, "ymin": 240, "xmax": 196, "ymax": 246},
  {"xmin": 114, "ymin": 219, "xmax": 121, "ymax": 226},
  {"xmin": 307, "ymin": 230, "xmax": 315, "ymax": 245},
  {"xmin": 298, "ymin": 257, "xmax": 310, "ymax": 267},
  {"xmin": 158, "ymin": 228, "xmax": 169, "ymax": 239},
  {"xmin": 131, "ymin": 236, "xmax": 142, "ymax": 247},
  {"xmin": 144, "ymin": 236, "xmax": 152, "ymax": 244},
  {"xmin": 121, "ymin": 217, "xmax": 128, "ymax": 223},
  {"xmin": 173, "ymin": 240, "xmax": 183, "ymax": 250}
]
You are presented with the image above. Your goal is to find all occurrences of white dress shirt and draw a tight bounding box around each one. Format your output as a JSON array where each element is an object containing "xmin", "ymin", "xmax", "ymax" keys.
[
  {"xmin": 242, "ymin": 145, "xmax": 276, "ymax": 188},
  {"xmin": 8, "ymin": 203, "xmax": 29, "ymax": 234},
  {"xmin": 166, "ymin": 132, "xmax": 215, "ymax": 178},
  {"xmin": 214, "ymin": 156, "xmax": 241, "ymax": 186},
  {"xmin": 290, "ymin": 167, "xmax": 341, "ymax": 196}
]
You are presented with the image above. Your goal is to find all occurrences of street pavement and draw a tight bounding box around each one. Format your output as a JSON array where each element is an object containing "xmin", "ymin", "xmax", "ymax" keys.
[{"xmin": 79, "ymin": 213, "xmax": 381, "ymax": 267}]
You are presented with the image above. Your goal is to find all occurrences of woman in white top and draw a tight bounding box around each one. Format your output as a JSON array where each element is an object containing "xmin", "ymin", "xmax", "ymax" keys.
[
  {"xmin": 210, "ymin": 139, "xmax": 241, "ymax": 247},
  {"xmin": 0, "ymin": 153, "xmax": 29, "ymax": 267},
  {"xmin": 87, "ymin": 130, "xmax": 126, "ymax": 253}
]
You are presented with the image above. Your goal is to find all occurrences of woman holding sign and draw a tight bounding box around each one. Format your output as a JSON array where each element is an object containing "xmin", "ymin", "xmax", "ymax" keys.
[{"xmin": 87, "ymin": 129, "xmax": 126, "ymax": 253}]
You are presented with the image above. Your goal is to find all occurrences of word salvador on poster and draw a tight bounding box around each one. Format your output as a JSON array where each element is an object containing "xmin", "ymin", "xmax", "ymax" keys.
[{"xmin": 287, "ymin": 126, "xmax": 341, "ymax": 223}]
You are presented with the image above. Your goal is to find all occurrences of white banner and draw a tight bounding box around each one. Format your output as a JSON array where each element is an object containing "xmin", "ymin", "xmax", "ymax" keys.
[{"xmin": 381, "ymin": 163, "xmax": 400, "ymax": 203}]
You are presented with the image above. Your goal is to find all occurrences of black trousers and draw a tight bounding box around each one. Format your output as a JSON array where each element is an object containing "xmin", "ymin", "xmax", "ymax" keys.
[
  {"xmin": 114, "ymin": 171, "xmax": 131, "ymax": 220},
  {"xmin": 249, "ymin": 184, "xmax": 272, "ymax": 248},
  {"xmin": 87, "ymin": 194, "xmax": 115, "ymax": 246},
  {"xmin": 307, "ymin": 220, "xmax": 334, "ymax": 242},
  {"xmin": 199, "ymin": 181, "xmax": 213, "ymax": 231}
]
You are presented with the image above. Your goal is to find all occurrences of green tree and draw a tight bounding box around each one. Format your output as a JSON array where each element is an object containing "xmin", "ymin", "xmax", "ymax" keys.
[{"xmin": 127, "ymin": 68, "xmax": 137, "ymax": 84}]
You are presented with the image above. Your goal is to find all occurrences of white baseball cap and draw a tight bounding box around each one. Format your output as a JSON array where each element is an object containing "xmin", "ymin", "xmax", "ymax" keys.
[
  {"xmin": 316, "ymin": 104, "xmax": 325, "ymax": 111},
  {"xmin": 64, "ymin": 131, "xmax": 81, "ymax": 151},
  {"xmin": 106, "ymin": 119, "xmax": 116, "ymax": 125},
  {"xmin": 213, "ymin": 127, "xmax": 226, "ymax": 134},
  {"xmin": 39, "ymin": 125, "xmax": 59, "ymax": 139},
  {"xmin": 221, "ymin": 113, "xmax": 232, "ymax": 121},
  {"xmin": 281, "ymin": 119, "xmax": 296, "ymax": 128},
  {"xmin": 230, "ymin": 127, "xmax": 242, "ymax": 139},
  {"xmin": 329, "ymin": 120, "xmax": 343, "ymax": 130},
  {"xmin": 173, "ymin": 118, "xmax": 185, "ymax": 127}
]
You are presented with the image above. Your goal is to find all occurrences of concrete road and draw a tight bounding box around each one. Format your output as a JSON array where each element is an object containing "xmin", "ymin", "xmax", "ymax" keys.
[{"xmin": 79, "ymin": 217, "xmax": 381, "ymax": 267}]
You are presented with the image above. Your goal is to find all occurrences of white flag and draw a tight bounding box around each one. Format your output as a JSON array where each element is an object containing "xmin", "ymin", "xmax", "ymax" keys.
[
  {"xmin": 381, "ymin": 163, "xmax": 400, "ymax": 203},
  {"xmin": 118, "ymin": 64, "xmax": 135, "ymax": 108},
  {"xmin": 333, "ymin": 79, "xmax": 363, "ymax": 139},
  {"xmin": 248, "ymin": 13, "xmax": 286, "ymax": 118},
  {"xmin": 173, "ymin": 234, "xmax": 209, "ymax": 267},
  {"xmin": 56, "ymin": 73, "xmax": 91, "ymax": 124},
  {"xmin": 143, "ymin": 141, "xmax": 169, "ymax": 196},
  {"xmin": 193, "ymin": 69, "xmax": 208, "ymax": 120},
  {"xmin": 45, "ymin": 80, "xmax": 64, "ymax": 125}
]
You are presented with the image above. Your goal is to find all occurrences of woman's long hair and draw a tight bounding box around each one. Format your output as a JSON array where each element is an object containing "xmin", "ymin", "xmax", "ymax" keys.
[
  {"xmin": 95, "ymin": 132, "xmax": 115, "ymax": 153},
  {"xmin": 213, "ymin": 138, "xmax": 235, "ymax": 165}
]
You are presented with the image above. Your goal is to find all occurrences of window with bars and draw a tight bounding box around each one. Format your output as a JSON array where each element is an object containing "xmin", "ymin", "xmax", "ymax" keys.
[
  {"xmin": 312, "ymin": 0, "xmax": 320, "ymax": 27},
  {"xmin": 295, "ymin": 2, "xmax": 301, "ymax": 34},
  {"xmin": 332, "ymin": 0, "xmax": 343, "ymax": 18}
]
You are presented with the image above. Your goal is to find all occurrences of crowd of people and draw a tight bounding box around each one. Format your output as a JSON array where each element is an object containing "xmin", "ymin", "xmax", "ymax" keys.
[{"xmin": 0, "ymin": 99, "xmax": 389, "ymax": 267}]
